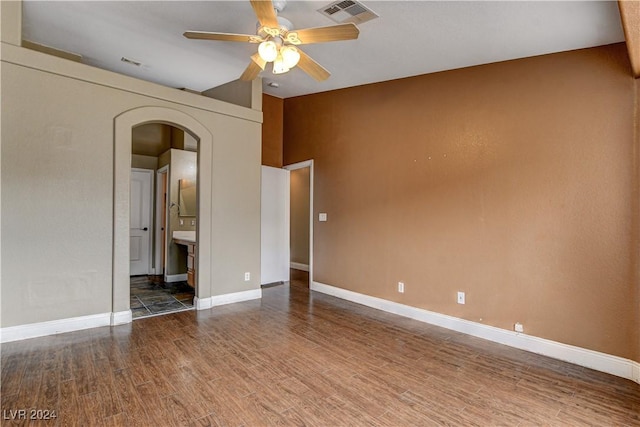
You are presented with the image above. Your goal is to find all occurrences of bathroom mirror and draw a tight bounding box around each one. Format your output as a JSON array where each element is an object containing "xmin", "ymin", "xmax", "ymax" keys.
[{"xmin": 179, "ymin": 179, "xmax": 197, "ymax": 217}]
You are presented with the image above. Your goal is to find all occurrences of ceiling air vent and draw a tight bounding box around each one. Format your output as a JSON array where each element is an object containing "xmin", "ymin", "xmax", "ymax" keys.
[{"xmin": 318, "ymin": 0, "xmax": 379, "ymax": 25}]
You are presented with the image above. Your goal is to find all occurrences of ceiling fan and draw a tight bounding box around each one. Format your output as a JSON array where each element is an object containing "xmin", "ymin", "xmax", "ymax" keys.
[{"xmin": 183, "ymin": 0, "xmax": 360, "ymax": 82}]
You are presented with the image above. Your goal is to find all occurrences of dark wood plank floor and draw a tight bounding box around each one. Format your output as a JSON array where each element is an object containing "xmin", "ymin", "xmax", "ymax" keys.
[{"xmin": 2, "ymin": 271, "xmax": 639, "ymax": 426}]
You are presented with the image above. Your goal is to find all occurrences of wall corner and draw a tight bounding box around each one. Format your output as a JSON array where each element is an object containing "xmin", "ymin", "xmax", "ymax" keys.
[
  {"xmin": 634, "ymin": 78, "xmax": 640, "ymax": 364},
  {"xmin": 252, "ymin": 78, "xmax": 263, "ymax": 111},
  {"xmin": 618, "ymin": 0, "xmax": 640, "ymax": 78},
  {"xmin": 261, "ymin": 93, "xmax": 284, "ymax": 168}
]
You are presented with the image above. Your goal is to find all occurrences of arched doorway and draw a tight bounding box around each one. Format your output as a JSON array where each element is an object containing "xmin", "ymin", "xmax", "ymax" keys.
[
  {"xmin": 112, "ymin": 107, "xmax": 213, "ymax": 325},
  {"xmin": 130, "ymin": 123, "xmax": 198, "ymax": 318}
]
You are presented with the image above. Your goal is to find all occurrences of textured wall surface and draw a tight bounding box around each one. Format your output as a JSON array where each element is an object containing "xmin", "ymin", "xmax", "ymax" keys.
[
  {"xmin": 262, "ymin": 94, "xmax": 284, "ymax": 168},
  {"xmin": 284, "ymin": 43, "xmax": 639, "ymax": 361},
  {"xmin": 1, "ymin": 47, "xmax": 262, "ymax": 327}
]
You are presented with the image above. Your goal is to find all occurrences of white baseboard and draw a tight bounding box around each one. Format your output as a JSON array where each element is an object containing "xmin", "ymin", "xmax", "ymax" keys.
[
  {"xmin": 211, "ymin": 288, "xmax": 261, "ymax": 306},
  {"xmin": 1, "ymin": 286, "xmax": 263, "ymax": 340},
  {"xmin": 194, "ymin": 295, "xmax": 213, "ymax": 310},
  {"xmin": 111, "ymin": 310, "xmax": 132, "ymax": 326},
  {"xmin": 165, "ymin": 273, "xmax": 188, "ymax": 283},
  {"xmin": 290, "ymin": 262, "xmax": 309, "ymax": 272},
  {"xmin": 312, "ymin": 281, "xmax": 640, "ymax": 385},
  {"xmin": 1, "ymin": 313, "xmax": 112, "ymax": 343},
  {"xmin": 195, "ymin": 288, "xmax": 262, "ymax": 310}
]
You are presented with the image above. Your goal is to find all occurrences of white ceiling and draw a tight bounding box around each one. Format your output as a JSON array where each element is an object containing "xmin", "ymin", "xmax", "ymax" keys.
[{"xmin": 22, "ymin": 1, "xmax": 625, "ymax": 99}]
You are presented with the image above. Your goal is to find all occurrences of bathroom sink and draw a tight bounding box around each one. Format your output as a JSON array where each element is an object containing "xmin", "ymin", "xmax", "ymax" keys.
[{"xmin": 172, "ymin": 230, "xmax": 196, "ymax": 243}]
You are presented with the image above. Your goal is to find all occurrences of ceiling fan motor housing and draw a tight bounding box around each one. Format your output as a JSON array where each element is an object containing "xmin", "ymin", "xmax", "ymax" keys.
[{"xmin": 256, "ymin": 15, "xmax": 294, "ymax": 38}]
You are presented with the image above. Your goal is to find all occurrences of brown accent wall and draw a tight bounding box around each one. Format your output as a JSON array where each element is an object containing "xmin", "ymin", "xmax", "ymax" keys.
[
  {"xmin": 634, "ymin": 77, "xmax": 640, "ymax": 362},
  {"xmin": 284, "ymin": 43, "xmax": 640, "ymax": 361},
  {"xmin": 262, "ymin": 94, "xmax": 284, "ymax": 167}
]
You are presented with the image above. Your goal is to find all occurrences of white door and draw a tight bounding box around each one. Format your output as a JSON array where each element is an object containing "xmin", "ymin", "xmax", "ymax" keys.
[
  {"xmin": 261, "ymin": 166, "xmax": 290, "ymax": 285},
  {"xmin": 130, "ymin": 169, "xmax": 153, "ymax": 276}
]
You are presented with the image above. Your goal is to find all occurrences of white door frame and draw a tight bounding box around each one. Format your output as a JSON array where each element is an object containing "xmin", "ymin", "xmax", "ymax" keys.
[
  {"xmin": 155, "ymin": 165, "xmax": 169, "ymax": 276},
  {"xmin": 284, "ymin": 160, "xmax": 314, "ymax": 285},
  {"xmin": 130, "ymin": 168, "xmax": 154, "ymax": 276}
]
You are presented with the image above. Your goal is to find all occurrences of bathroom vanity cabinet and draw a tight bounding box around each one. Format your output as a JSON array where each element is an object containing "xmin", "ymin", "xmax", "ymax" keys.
[
  {"xmin": 173, "ymin": 231, "xmax": 196, "ymax": 288},
  {"xmin": 186, "ymin": 243, "xmax": 196, "ymax": 287}
]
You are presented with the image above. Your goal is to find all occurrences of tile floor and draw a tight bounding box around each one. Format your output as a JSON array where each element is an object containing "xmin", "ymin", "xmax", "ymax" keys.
[{"xmin": 130, "ymin": 275, "xmax": 194, "ymax": 319}]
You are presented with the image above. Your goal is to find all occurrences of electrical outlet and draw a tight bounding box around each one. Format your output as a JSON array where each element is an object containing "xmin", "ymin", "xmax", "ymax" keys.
[
  {"xmin": 244, "ymin": 272, "xmax": 250, "ymax": 281},
  {"xmin": 191, "ymin": 220, "xmax": 196, "ymax": 226},
  {"xmin": 398, "ymin": 282, "xmax": 404, "ymax": 293},
  {"xmin": 179, "ymin": 219, "xmax": 184, "ymax": 225},
  {"xmin": 319, "ymin": 213, "xmax": 328, "ymax": 222},
  {"xmin": 457, "ymin": 291, "xmax": 465, "ymax": 304},
  {"xmin": 514, "ymin": 322, "xmax": 524, "ymax": 333}
]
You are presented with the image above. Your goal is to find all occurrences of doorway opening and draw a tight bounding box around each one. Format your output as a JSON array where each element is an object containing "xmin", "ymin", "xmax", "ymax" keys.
[
  {"xmin": 129, "ymin": 123, "xmax": 197, "ymax": 319},
  {"xmin": 285, "ymin": 160, "xmax": 314, "ymax": 288}
]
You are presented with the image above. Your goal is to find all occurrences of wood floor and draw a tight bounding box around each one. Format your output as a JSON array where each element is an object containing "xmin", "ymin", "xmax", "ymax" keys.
[{"xmin": 2, "ymin": 272, "xmax": 639, "ymax": 426}]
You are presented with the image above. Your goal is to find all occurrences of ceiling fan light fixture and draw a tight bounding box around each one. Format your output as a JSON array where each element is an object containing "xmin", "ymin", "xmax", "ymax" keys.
[
  {"xmin": 272, "ymin": 53, "xmax": 290, "ymax": 74},
  {"xmin": 280, "ymin": 45, "xmax": 300, "ymax": 69},
  {"xmin": 258, "ymin": 40, "xmax": 278, "ymax": 62}
]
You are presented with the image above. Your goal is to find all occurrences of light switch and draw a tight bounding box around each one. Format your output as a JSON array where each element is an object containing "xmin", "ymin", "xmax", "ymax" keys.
[{"xmin": 319, "ymin": 213, "xmax": 327, "ymax": 222}]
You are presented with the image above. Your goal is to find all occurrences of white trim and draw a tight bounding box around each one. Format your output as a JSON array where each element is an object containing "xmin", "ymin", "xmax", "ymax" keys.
[
  {"xmin": 194, "ymin": 296, "xmax": 213, "ymax": 310},
  {"xmin": 111, "ymin": 310, "xmax": 132, "ymax": 326},
  {"xmin": 290, "ymin": 262, "xmax": 309, "ymax": 272},
  {"xmin": 0, "ymin": 313, "xmax": 111, "ymax": 343},
  {"xmin": 212, "ymin": 288, "xmax": 262, "ymax": 307},
  {"xmin": 284, "ymin": 160, "xmax": 313, "ymax": 170},
  {"xmin": 312, "ymin": 281, "xmax": 640, "ymax": 385},
  {"xmin": 155, "ymin": 165, "xmax": 169, "ymax": 276},
  {"xmin": 284, "ymin": 160, "xmax": 314, "ymax": 285},
  {"xmin": 165, "ymin": 273, "xmax": 188, "ymax": 283},
  {"xmin": 195, "ymin": 288, "xmax": 262, "ymax": 310}
]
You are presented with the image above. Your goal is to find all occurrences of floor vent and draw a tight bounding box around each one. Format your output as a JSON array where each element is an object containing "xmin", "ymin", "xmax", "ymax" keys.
[{"xmin": 318, "ymin": 0, "xmax": 379, "ymax": 25}]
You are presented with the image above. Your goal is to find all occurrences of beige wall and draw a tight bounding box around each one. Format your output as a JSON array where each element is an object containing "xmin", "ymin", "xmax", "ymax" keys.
[
  {"xmin": 202, "ymin": 79, "xmax": 253, "ymax": 109},
  {"xmin": 1, "ymin": 1, "xmax": 21, "ymax": 46},
  {"xmin": 284, "ymin": 43, "xmax": 639, "ymax": 362},
  {"xmin": 290, "ymin": 167, "xmax": 310, "ymax": 266},
  {"xmin": 1, "ymin": 41, "xmax": 262, "ymax": 327}
]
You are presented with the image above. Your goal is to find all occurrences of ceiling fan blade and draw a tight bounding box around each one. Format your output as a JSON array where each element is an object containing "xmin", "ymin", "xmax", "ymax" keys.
[
  {"xmin": 251, "ymin": 52, "xmax": 267, "ymax": 70},
  {"xmin": 240, "ymin": 61, "xmax": 262, "ymax": 81},
  {"xmin": 250, "ymin": 0, "xmax": 278, "ymax": 29},
  {"xmin": 240, "ymin": 53, "xmax": 266, "ymax": 81},
  {"xmin": 286, "ymin": 23, "xmax": 359, "ymax": 45},
  {"xmin": 183, "ymin": 31, "xmax": 262, "ymax": 43},
  {"xmin": 297, "ymin": 49, "xmax": 330, "ymax": 82}
]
